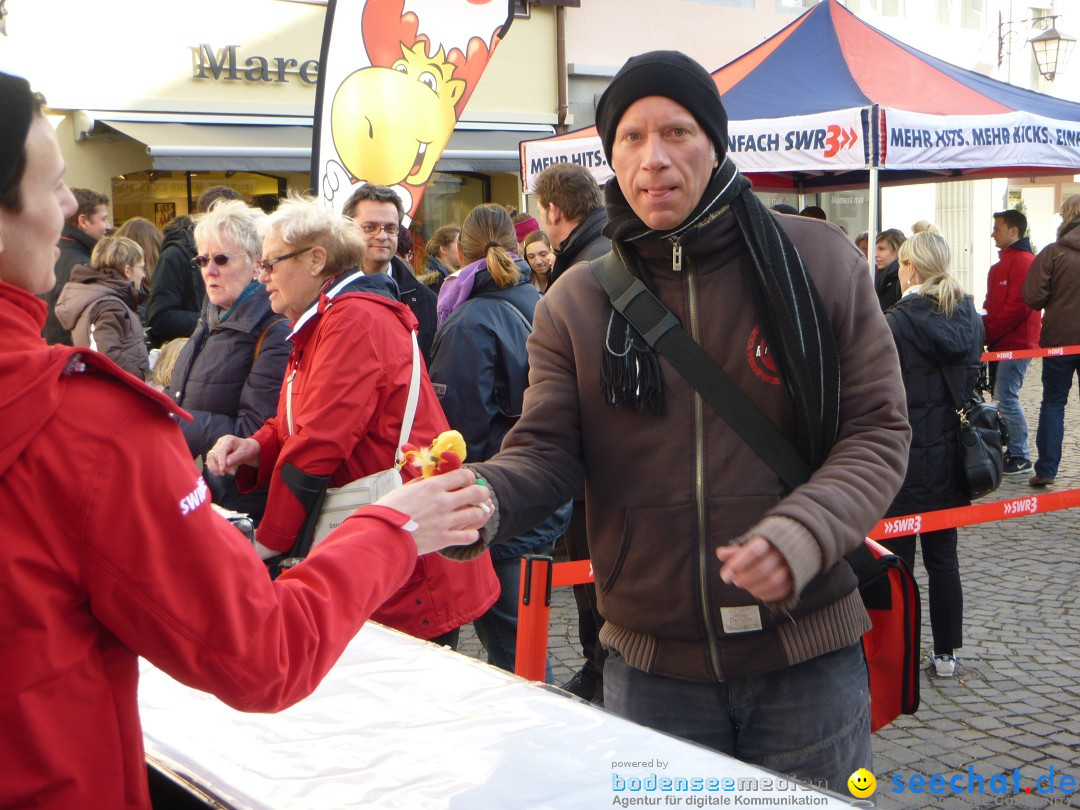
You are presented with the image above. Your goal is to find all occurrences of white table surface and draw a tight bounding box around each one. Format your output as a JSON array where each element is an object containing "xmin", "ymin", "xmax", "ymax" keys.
[{"xmin": 139, "ymin": 623, "xmax": 856, "ymax": 809}]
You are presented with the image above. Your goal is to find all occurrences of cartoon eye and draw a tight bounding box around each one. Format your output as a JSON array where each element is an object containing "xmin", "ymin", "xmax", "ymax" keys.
[
  {"xmin": 418, "ymin": 72, "xmax": 438, "ymax": 92},
  {"xmin": 393, "ymin": 63, "xmax": 408, "ymax": 74}
]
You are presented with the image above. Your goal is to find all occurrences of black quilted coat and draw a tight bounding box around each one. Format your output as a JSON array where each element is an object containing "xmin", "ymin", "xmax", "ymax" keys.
[{"xmin": 884, "ymin": 291, "xmax": 984, "ymax": 516}]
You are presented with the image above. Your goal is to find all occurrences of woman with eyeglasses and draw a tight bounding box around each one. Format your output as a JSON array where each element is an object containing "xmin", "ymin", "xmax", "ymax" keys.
[
  {"xmin": 165, "ymin": 200, "xmax": 290, "ymax": 521},
  {"xmin": 55, "ymin": 235, "xmax": 150, "ymax": 380},
  {"xmin": 208, "ymin": 193, "xmax": 498, "ymax": 645}
]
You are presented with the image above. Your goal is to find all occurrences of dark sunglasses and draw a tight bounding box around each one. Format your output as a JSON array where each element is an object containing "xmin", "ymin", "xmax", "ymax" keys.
[
  {"xmin": 257, "ymin": 246, "xmax": 315, "ymax": 273},
  {"xmin": 192, "ymin": 253, "xmax": 241, "ymax": 269}
]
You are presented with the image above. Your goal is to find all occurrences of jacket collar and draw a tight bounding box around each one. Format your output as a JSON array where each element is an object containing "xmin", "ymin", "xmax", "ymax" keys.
[
  {"xmin": 58, "ymin": 223, "xmax": 97, "ymax": 255},
  {"xmin": 288, "ymin": 270, "xmax": 400, "ymax": 340}
]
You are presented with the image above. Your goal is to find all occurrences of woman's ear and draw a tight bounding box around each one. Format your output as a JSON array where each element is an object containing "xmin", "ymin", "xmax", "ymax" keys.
[{"xmin": 309, "ymin": 245, "xmax": 328, "ymax": 276}]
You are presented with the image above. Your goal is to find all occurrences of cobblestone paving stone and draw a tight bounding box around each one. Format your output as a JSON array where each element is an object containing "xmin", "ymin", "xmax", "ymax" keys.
[{"xmin": 457, "ymin": 366, "xmax": 1080, "ymax": 809}]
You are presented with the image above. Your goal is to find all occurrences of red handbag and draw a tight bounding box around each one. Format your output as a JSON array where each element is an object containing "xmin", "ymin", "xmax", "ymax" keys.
[{"xmin": 852, "ymin": 538, "xmax": 921, "ymax": 731}]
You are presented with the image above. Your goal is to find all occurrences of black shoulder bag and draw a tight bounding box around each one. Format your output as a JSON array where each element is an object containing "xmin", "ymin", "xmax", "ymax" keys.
[
  {"xmin": 937, "ymin": 365, "xmax": 1005, "ymax": 501},
  {"xmin": 589, "ymin": 251, "xmax": 920, "ymax": 730}
]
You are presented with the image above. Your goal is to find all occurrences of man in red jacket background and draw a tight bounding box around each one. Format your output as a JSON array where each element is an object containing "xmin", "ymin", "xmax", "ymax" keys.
[{"xmin": 983, "ymin": 208, "xmax": 1041, "ymax": 475}]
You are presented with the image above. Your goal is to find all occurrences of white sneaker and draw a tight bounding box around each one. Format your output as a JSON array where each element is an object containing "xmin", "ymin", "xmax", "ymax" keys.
[{"xmin": 932, "ymin": 653, "xmax": 957, "ymax": 677}]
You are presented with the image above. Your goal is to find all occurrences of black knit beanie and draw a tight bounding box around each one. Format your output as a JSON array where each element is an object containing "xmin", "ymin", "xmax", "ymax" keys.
[
  {"xmin": 0, "ymin": 71, "xmax": 36, "ymax": 193},
  {"xmin": 595, "ymin": 51, "xmax": 728, "ymax": 164}
]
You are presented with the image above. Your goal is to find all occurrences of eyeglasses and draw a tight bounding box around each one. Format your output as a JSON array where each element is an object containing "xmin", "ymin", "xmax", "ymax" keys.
[
  {"xmin": 358, "ymin": 222, "xmax": 400, "ymax": 237},
  {"xmin": 193, "ymin": 253, "xmax": 242, "ymax": 269},
  {"xmin": 257, "ymin": 246, "xmax": 314, "ymax": 274}
]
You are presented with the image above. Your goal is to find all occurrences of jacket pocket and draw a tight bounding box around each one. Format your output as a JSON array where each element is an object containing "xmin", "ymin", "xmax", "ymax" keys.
[{"xmin": 596, "ymin": 501, "xmax": 698, "ymax": 641}]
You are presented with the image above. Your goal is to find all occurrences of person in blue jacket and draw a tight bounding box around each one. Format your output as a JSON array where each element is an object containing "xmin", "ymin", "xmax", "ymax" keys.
[{"xmin": 429, "ymin": 203, "xmax": 572, "ymax": 679}]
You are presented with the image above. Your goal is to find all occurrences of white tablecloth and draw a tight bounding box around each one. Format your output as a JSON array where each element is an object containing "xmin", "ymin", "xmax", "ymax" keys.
[{"xmin": 139, "ymin": 623, "xmax": 855, "ymax": 809}]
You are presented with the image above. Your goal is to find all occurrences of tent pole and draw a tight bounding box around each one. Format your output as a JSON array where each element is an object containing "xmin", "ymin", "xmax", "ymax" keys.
[{"xmin": 868, "ymin": 166, "xmax": 879, "ymax": 274}]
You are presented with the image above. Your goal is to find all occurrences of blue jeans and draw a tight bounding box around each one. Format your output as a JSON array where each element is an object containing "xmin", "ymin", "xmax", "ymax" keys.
[
  {"xmin": 473, "ymin": 544, "xmax": 555, "ymax": 683},
  {"xmin": 1034, "ymin": 356, "xmax": 1080, "ymax": 479},
  {"xmin": 604, "ymin": 642, "xmax": 871, "ymax": 793},
  {"xmin": 993, "ymin": 359, "xmax": 1031, "ymax": 460}
]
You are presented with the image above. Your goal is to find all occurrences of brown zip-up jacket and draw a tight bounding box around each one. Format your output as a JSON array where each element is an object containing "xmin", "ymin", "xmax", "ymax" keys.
[{"xmin": 469, "ymin": 209, "xmax": 911, "ymax": 683}]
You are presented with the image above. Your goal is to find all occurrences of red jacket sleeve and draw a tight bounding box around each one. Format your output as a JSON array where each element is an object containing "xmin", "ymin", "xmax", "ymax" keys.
[
  {"xmin": 81, "ymin": 392, "xmax": 417, "ymax": 712},
  {"xmin": 983, "ymin": 250, "xmax": 1035, "ymax": 347},
  {"xmin": 254, "ymin": 311, "xmax": 387, "ymax": 552}
]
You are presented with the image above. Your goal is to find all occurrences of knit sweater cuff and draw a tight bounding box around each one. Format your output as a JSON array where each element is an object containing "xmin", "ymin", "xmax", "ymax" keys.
[
  {"xmin": 745, "ymin": 514, "xmax": 822, "ymax": 597},
  {"xmin": 438, "ymin": 483, "xmax": 500, "ymax": 562}
]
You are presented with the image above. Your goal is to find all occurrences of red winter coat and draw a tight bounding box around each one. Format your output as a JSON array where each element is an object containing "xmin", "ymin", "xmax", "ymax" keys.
[
  {"xmin": 238, "ymin": 272, "xmax": 498, "ymax": 639},
  {"xmin": 982, "ymin": 242, "xmax": 1040, "ymax": 350},
  {"xmin": 0, "ymin": 281, "xmax": 421, "ymax": 809}
]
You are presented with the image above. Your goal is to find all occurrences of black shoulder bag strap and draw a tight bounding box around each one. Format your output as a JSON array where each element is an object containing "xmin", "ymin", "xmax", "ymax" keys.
[{"xmin": 588, "ymin": 250, "xmax": 882, "ymax": 587}]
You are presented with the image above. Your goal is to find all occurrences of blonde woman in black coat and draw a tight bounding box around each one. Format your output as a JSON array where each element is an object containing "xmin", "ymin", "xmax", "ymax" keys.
[{"xmin": 882, "ymin": 231, "xmax": 984, "ymax": 678}]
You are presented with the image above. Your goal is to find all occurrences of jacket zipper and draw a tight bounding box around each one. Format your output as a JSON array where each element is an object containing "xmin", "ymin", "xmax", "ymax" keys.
[{"xmin": 683, "ymin": 247, "xmax": 724, "ymax": 682}]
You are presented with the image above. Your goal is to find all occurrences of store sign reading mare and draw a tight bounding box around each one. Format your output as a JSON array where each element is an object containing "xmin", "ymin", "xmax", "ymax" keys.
[{"xmin": 192, "ymin": 44, "xmax": 319, "ymax": 85}]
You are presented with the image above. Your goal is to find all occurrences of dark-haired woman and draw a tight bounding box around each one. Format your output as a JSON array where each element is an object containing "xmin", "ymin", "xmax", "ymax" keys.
[{"xmin": 430, "ymin": 203, "xmax": 571, "ymax": 678}]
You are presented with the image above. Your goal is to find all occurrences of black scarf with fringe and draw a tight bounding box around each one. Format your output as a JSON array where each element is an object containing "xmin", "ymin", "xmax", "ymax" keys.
[{"xmin": 601, "ymin": 156, "xmax": 842, "ymax": 471}]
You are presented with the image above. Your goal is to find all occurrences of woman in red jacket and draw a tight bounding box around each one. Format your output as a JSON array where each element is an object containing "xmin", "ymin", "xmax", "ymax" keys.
[{"xmin": 211, "ymin": 194, "xmax": 498, "ymax": 645}]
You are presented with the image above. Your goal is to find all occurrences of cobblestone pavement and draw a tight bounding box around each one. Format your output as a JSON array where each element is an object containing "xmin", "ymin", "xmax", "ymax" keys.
[{"xmin": 458, "ymin": 365, "xmax": 1080, "ymax": 809}]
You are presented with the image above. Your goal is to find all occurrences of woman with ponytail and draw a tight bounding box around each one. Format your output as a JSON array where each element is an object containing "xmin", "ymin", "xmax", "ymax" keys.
[
  {"xmin": 429, "ymin": 203, "xmax": 571, "ymax": 678},
  {"xmin": 882, "ymin": 231, "xmax": 984, "ymax": 678}
]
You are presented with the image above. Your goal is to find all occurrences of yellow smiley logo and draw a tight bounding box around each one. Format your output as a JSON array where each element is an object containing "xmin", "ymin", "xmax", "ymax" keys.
[{"xmin": 848, "ymin": 768, "xmax": 877, "ymax": 798}]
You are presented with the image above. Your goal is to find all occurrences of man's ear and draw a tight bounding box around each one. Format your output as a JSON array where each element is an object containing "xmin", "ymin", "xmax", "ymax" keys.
[
  {"xmin": 546, "ymin": 202, "xmax": 564, "ymax": 225},
  {"xmin": 76, "ymin": 212, "xmax": 89, "ymax": 231}
]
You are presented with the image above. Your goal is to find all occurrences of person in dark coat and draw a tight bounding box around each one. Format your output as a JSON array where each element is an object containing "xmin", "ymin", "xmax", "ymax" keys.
[
  {"xmin": 534, "ymin": 162, "xmax": 611, "ymax": 287},
  {"xmin": 43, "ymin": 187, "xmax": 110, "ymax": 345},
  {"xmin": 147, "ymin": 186, "xmax": 242, "ymax": 346},
  {"xmin": 531, "ymin": 160, "xmax": 611, "ymax": 701},
  {"xmin": 874, "ymin": 228, "xmax": 907, "ymax": 312},
  {"xmin": 147, "ymin": 216, "xmax": 198, "ymax": 346},
  {"xmin": 167, "ymin": 200, "xmax": 289, "ymax": 522},
  {"xmin": 342, "ymin": 184, "xmax": 439, "ymax": 365},
  {"xmin": 882, "ymin": 231, "xmax": 984, "ymax": 679},
  {"xmin": 429, "ymin": 203, "xmax": 571, "ymax": 678}
]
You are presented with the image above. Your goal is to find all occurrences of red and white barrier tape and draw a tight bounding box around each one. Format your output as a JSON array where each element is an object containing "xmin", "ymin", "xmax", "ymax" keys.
[
  {"xmin": 543, "ymin": 488, "xmax": 1080, "ymax": 589},
  {"xmin": 868, "ymin": 486, "xmax": 1080, "ymax": 540},
  {"xmin": 982, "ymin": 344, "xmax": 1080, "ymax": 362}
]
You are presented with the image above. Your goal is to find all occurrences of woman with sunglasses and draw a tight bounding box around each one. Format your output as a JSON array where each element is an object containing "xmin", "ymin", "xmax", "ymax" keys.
[
  {"xmin": 166, "ymin": 200, "xmax": 290, "ymax": 521},
  {"xmin": 208, "ymin": 193, "xmax": 498, "ymax": 646},
  {"xmin": 55, "ymin": 235, "xmax": 150, "ymax": 380}
]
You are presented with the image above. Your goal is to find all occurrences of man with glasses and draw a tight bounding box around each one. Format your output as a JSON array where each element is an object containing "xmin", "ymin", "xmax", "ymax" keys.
[{"xmin": 343, "ymin": 185, "xmax": 437, "ymax": 363}]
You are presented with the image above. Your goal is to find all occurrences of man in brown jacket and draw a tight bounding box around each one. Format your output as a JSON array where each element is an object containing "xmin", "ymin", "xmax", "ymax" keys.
[{"xmin": 464, "ymin": 52, "xmax": 911, "ymax": 789}]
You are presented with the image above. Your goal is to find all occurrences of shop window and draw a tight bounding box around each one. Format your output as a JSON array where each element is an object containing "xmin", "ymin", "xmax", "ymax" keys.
[
  {"xmin": 411, "ymin": 172, "xmax": 490, "ymax": 241},
  {"xmin": 109, "ymin": 170, "xmax": 304, "ymax": 228}
]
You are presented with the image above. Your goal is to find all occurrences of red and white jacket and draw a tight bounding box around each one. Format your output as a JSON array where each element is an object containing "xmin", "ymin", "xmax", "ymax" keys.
[
  {"xmin": 0, "ymin": 282, "xmax": 421, "ymax": 808},
  {"xmin": 238, "ymin": 273, "xmax": 498, "ymax": 640},
  {"xmin": 982, "ymin": 241, "xmax": 1040, "ymax": 351}
]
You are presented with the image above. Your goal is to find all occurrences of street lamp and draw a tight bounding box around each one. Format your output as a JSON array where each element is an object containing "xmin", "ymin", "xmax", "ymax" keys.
[{"xmin": 998, "ymin": 12, "xmax": 1076, "ymax": 82}]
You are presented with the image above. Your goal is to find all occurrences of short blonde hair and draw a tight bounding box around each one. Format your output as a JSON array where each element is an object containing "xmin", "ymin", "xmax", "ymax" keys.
[
  {"xmin": 90, "ymin": 235, "xmax": 144, "ymax": 280},
  {"xmin": 259, "ymin": 192, "xmax": 365, "ymax": 276},
  {"xmin": 194, "ymin": 199, "xmax": 265, "ymax": 260},
  {"xmin": 153, "ymin": 337, "xmax": 189, "ymax": 390}
]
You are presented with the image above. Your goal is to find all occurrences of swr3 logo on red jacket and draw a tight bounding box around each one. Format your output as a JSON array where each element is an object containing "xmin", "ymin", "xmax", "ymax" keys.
[{"xmin": 179, "ymin": 476, "xmax": 210, "ymax": 516}]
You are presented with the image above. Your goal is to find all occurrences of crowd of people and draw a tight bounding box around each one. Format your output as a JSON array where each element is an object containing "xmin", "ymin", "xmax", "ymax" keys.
[{"xmin": 4, "ymin": 49, "xmax": 1080, "ymax": 807}]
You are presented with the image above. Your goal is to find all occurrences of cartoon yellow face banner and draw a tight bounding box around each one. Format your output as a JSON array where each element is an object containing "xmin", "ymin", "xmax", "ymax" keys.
[{"xmin": 312, "ymin": 0, "xmax": 514, "ymax": 224}]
